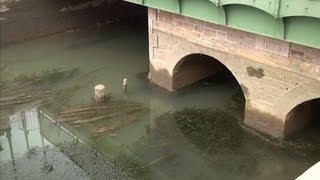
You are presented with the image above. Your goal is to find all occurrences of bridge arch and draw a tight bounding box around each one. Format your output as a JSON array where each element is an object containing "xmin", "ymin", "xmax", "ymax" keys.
[
  {"xmin": 172, "ymin": 53, "xmax": 239, "ymax": 91},
  {"xmin": 164, "ymin": 42, "xmax": 256, "ymax": 102},
  {"xmin": 284, "ymin": 98, "xmax": 320, "ymax": 137},
  {"xmin": 273, "ymin": 81, "xmax": 320, "ymax": 118},
  {"xmin": 171, "ymin": 53, "xmax": 247, "ymax": 120}
]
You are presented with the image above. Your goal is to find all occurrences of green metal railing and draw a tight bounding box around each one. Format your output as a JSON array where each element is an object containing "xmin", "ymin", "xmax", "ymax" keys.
[{"xmin": 124, "ymin": 0, "xmax": 320, "ymax": 49}]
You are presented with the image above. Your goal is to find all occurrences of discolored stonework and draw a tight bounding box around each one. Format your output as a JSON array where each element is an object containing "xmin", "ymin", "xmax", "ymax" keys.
[
  {"xmin": 147, "ymin": 8, "xmax": 320, "ymax": 137},
  {"xmin": 244, "ymin": 108, "xmax": 285, "ymax": 138},
  {"xmin": 246, "ymin": 66, "xmax": 265, "ymax": 79}
]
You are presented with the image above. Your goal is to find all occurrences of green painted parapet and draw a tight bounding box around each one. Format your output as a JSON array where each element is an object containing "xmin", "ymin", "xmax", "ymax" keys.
[
  {"xmin": 216, "ymin": 0, "xmax": 280, "ymax": 17},
  {"xmin": 224, "ymin": 4, "xmax": 284, "ymax": 39},
  {"xmin": 180, "ymin": 0, "xmax": 226, "ymax": 24},
  {"xmin": 123, "ymin": 0, "xmax": 320, "ymax": 49},
  {"xmin": 280, "ymin": 0, "xmax": 320, "ymax": 18},
  {"xmin": 144, "ymin": 0, "xmax": 180, "ymax": 13}
]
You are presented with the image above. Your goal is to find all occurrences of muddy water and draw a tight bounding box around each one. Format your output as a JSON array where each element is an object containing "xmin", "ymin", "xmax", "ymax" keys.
[{"xmin": 0, "ymin": 19, "xmax": 317, "ymax": 180}]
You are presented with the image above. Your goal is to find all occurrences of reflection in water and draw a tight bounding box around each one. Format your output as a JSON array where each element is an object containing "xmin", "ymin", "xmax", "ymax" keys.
[
  {"xmin": 38, "ymin": 109, "xmax": 85, "ymax": 145},
  {"xmin": 1, "ymin": 108, "xmax": 48, "ymax": 162},
  {"xmin": 0, "ymin": 108, "xmax": 90, "ymax": 179},
  {"xmin": 5, "ymin": 128, "xmax": 14, "ymax": 161},
  {"xmin": 22, "ymin": 111, "xmax": 30, "ymax": 151}
]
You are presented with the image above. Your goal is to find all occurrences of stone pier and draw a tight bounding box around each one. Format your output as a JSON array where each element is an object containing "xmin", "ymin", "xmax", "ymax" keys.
[{"xmin": 147, "ymin": 8, "xmax": 320, "ymax": 137}]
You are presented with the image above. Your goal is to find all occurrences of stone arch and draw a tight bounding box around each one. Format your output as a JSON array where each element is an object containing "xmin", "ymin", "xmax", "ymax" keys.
[
  {"xmin": 284, "ymin": 97, "xmax": 320, "ymax": 137},
  {"xmin": 172, "ymin": 53, "xmax": 237, "ymax": 90},
  {"xmin": 271, "ymin": 81, "xmax": 320, "ymax": 137},
  {"xmin": 165, "ymin": 42, "xmax": 257, "ymax": 101},
  {"xmin": 273, "ymin": 81, "xmax": 320, "ymax": 120}
]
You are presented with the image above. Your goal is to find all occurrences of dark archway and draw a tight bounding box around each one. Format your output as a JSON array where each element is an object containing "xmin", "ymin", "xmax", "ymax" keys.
[
  {"xmin": 172, "ymin": 53, "xmax": 238, "ymax": 90},
  {"xmin": 172, "ymin": 53, "xmax": 245, "ymax": 119},
  {"xmin": 284, "ymin": 98, "xmax": 320, "ymax": 137}
]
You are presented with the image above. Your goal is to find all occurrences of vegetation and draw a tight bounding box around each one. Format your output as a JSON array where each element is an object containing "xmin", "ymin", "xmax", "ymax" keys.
[
  {"xmin": 281, "ymin": 128, "xmax": 320, "ymax": 161},
  {"xmin": 136, "ymin": 107, "xmax": 260, "ymax": 176},
  {"xmin": 177, "ymin": 108, "xmax": 244, "ymax": 152},
  {"xmin": 144, "ymin": 102, "xmax": 318, "ymax": 176}
]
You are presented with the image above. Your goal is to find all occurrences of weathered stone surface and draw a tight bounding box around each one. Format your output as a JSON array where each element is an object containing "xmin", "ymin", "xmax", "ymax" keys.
[
  {"xmin": 95, "ymin": 84, "xmax": 107, "ymax": 103},
  {"xmin": 147, "ymin": 8, "xmax": 320, "ymax": 137}
]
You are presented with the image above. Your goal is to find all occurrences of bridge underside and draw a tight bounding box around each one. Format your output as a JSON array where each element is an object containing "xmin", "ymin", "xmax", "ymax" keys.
[{"xmin": 147, "ymin": 9, "xmax": 320, "ymax": 137}]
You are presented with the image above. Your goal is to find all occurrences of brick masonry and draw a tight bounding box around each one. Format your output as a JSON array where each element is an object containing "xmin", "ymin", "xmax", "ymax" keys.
[{"xmin": 147, "ymin": 8, "xmax": 320, "ymax": 137}]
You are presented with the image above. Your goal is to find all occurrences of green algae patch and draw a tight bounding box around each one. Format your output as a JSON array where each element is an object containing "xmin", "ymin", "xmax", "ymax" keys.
[
  {"xmin": 134, "ymin": 107, "xmax": 260, "ymax": 176},
  {"xmin": 173, "ymin": 107, "xmax": 243, "ymax": 153},
  {"xmin": 281, "ymin": 129, "xmax": 320, "ymax": 161},
  {"xmin": 149, "ymin": 107, "xmax": 247, "ymax": 154},
  {"xmin": 145, "ymin": 107, "xmax": 318, "ymax": 176}
]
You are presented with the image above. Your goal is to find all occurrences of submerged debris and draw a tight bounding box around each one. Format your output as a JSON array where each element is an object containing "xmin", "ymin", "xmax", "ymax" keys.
[
  {"xmin": 91, "ymin": 110, "xmax": 147, "ymax": 142},
  {"xmin": 0, "ymin": 68, "xmax": 78, "ymax": 107},
  {"xmin": 0, "ymin": 68, "xmax": 79, "ymax": 131},
  {"xmin": 56, "ymin": 100, "xmax": 149, "ymax": 141},
  {"xmin": 58, "ymin": 101, "xmax": 146, "ymax": 124}
]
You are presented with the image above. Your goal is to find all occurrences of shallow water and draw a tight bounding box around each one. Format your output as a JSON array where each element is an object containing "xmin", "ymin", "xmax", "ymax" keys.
[{"xmin": 0, "ymin": 19, "xmax": 318, "ymax": 180}]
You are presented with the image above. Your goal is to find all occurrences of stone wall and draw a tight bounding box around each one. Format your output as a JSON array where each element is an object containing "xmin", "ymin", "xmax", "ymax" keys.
[{"xmin": 148, "ymin": 8, "xmax": 320, "ymax": 137}]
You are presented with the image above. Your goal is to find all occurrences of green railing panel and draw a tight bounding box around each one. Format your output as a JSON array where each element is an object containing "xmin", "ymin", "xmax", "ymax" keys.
[
  {"xmin": 225, "ymin": 5, "xmax": 284, "ymax": 39},
  {"xmin": 280, "ymin": 0, "xmax": 320, "ymax": 18},
  {"xmin": 220, "ymin": 0, "xmax": 280, "ymax": 17},
  {"xmin": 144, "ymin": 0, "xmax": 180, "ymax": 13},
  {"xmin": 284, "ymin": 17, "xmax": 320, "ymax": 48},
  {"xmin": 180, "ymin": 0, "xmax": 226, "ymax": 24}
]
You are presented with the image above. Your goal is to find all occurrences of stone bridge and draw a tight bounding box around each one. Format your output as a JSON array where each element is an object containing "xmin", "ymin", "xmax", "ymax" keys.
[{"xmin": 123, "ymin": 1, "xmax": 320, "ymax": 138}]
